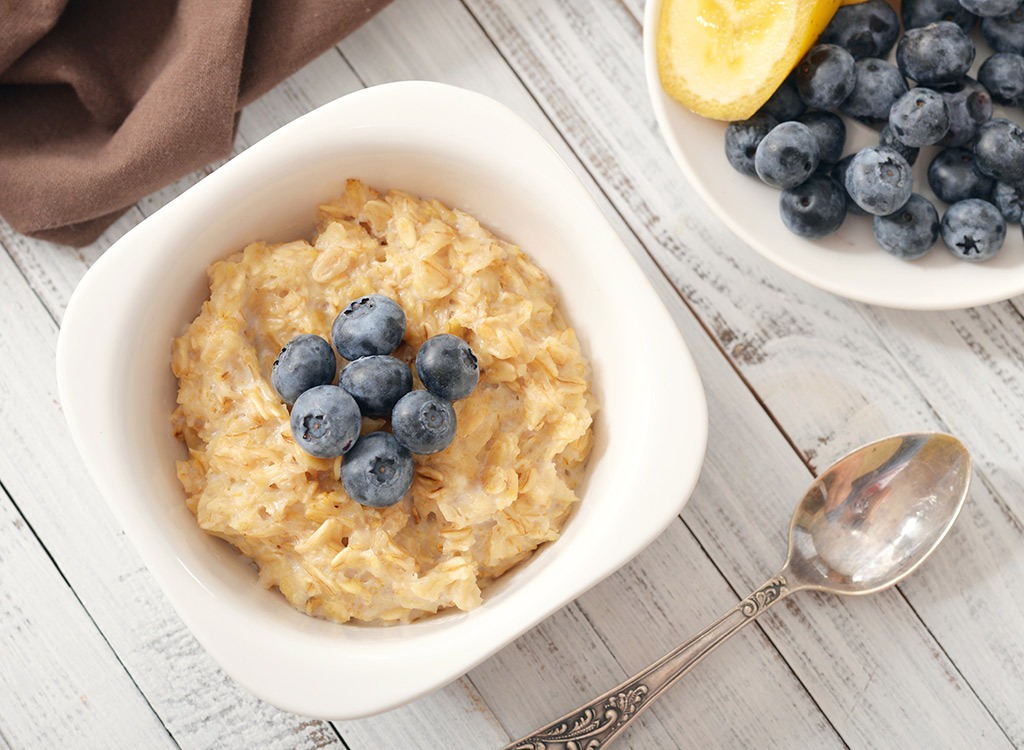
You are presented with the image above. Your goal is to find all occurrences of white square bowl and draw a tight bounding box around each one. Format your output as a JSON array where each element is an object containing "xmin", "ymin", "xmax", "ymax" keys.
[{"xmin": 56, "ymin": 81, "xmax": 708, "ymax": 720}]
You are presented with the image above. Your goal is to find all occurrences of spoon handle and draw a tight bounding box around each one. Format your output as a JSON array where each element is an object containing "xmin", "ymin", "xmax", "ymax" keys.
[{"xmin": 501, "ymin": 573, "xmax": 792, "ymax": 750}]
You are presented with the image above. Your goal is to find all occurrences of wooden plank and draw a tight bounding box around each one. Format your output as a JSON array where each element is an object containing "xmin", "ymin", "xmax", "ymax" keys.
[
  {"xmin": 0, "ymin": 487, "xmax": 177, "ymax": 750},
  {"xmin": 0, "ymin": 212, "xmax": 135, "ymax": 324},
  {"xmin": 335, "ymin": 676, "xmax": 510, "ymax": 750},
  {"xmin": 470, "ymin": 602, "xmax": 683, "ymax": 749}
]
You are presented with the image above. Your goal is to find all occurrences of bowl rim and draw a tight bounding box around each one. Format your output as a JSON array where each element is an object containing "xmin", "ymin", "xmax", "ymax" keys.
[{"xmin": 56, "ymin": 80, "xmax": 709, "ymax": 719}]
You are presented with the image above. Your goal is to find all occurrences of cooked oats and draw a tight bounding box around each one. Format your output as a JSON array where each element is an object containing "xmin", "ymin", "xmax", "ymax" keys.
[{"xmin": 172, "ymin": 179, "xmax": 596, "ymax": 624}]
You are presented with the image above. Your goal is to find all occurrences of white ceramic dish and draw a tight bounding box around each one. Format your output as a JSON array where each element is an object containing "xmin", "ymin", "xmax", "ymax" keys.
[
  {"xmin": 644, "ymin": 0, "xmax": 1024, "ymax": 311},
  {"xmin": 57, "ymin": 82, "xmax": 708, "ymax": 720}
]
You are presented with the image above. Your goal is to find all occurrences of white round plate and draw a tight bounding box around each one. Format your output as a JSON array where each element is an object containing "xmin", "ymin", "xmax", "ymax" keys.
[{"xmin": 643, "ymin": 0, "xmax": 1024, "ymax": 310}]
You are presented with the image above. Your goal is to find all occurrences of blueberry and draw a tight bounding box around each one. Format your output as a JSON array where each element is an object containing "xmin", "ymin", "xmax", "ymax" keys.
[
  {"xmin": 845, "ymin": 147, "xmax": 914, "ymax": 215},
  {"xmin": 981, "ymin": 7, "xmax": 1024, "ymax": 53},
  {"xmin": 833, "ymin": 155, "xmax": 870, "ymax": 215},
  {"xmin": 795, "ymin": 45, "xmax": 857, "ymax": 110},
  {"xmin": 779, "ymin": 174, "xmax": 847, "ymax": 238},
  {"xmin": 340, "ymin": 432, "xmax": 414, "ymax": 508},
  {"xmin": 993, "ymin": 180, "xmax": 1024, "ymax": 221},
  {"xmin": 902, "ymin": 0, "xmax": 977, "ymax": 32},
  {"xmin": 756, "ymin": 74, "xmax": 807, "ymax": 122},
  {"xmin": 880, "ymin": 124, "xmax": 921, "ymax": 166},
  {"xmin": 391, "ymin": 390, "xmax": 457, "ymax": 455},
  {"xmin": 941, "ymin": 199, "xmax": 1008, "ymax": 260},
  {"xmin": 888, "ymin": 88, "xmax": 950, "ymax": 147},
  {"xmin": 978, "ymin": 53, "xmax": 1024, "ymax": 105},
  {"xmin": 271, "ymin": 334, "xmax": 337, "ymax": 405},
  {"xmin": 959, "ymin": 0, "xmax": 1023, "ymax": 17},
  {"xmin": 754, "ymin": 122, "xmax": 820, "ymax": 188},
  {"xmin": 936, "ymin": 77, "xmax": 993, "ymax": 147},
  {"xmin": 290, "ymin": 385, "xmax": 361, "ymax": 459},
  {"xmin": 416, "ymin": 334, "xmax": 480, "ymax": 401},
  {"xmin": 798, "ymin": 112, "xmax": 847, "ymax": 167},
  {"xmin": 820, "ymin": 0, "xmax": 901, "ymax": 59},
  {"xmin": 725, "ymin": 114, "xmax": 779, "ymax": 176},
  {"xmin": 339, "ymin": 355, "xmax": 412, "ymax": 418},
  {"xmin": 897, "ymin": 22, "xmax": 975, "ymax": 86},
  {"xmin": 841, "ymin": 58, "xmax": 908, "ymax": 125},
  {"xmin": 872, "ymin": 194, "xmax": 941, "ymax": 259},
  {"xmin": 928, "ymin": 148, "xmax": 996, "ymax": 203},
  {"xmin": 974, "ymin": 118, "xmax": 1024, "ymax": 182},
  {"xmin": 331, "ymin": 294, "xmax": 406, "ymax": 361}
]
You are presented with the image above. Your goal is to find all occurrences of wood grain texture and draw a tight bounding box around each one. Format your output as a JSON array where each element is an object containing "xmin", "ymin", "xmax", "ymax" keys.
[
  {"xmin": 335, "ymin": 676, "xmax": 509, "ymax": 750},
  {"xmin": 0, "ymin": 488, "xmax": 175, "ymax": 749}
]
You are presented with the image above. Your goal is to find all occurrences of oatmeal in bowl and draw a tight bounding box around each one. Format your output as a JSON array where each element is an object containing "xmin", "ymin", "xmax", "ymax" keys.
[
  {"xmin": 172, "ymin": 179, "xmax": 597, "ymax": 624},
  {"xmin": 58, "ymin": 81, "xmax": 705, "ymax": 718}
]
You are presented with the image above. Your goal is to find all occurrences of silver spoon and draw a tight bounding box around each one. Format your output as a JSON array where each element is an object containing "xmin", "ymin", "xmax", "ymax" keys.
[{"xmin": 503, "ymin": 432, "xmax": 971, "ymax": 750}]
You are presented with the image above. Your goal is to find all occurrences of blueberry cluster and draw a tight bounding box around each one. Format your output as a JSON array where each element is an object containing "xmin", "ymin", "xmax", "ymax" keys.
[
  {"xmin": 724, "ymin": 0, "xmax": 1024, "ymax": 262},
  {"xmin": 270, "ymin": 294, "xmax": 479, "ymax": 508}
]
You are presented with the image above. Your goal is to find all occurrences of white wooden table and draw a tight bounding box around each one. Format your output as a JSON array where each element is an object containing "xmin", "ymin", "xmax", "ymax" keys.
[{"xmin": 4, "ymin": 1, "xmax": 1024, "ymax": 747}]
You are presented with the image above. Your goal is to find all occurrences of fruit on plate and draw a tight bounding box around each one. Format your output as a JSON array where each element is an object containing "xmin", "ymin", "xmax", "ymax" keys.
[
  {"xmin": 940, "ymin": 198, "xmax": 1007, "ymax": 261},
  {"xmin": 656, "ymin": 0, "xmax": 854, "ymax": 120}
]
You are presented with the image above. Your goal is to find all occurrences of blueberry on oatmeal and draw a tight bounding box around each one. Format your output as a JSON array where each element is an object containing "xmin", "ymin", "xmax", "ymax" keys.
[
  {"xmin": 340, "ymin": 431, "xmax": 415, "ymax": 508},
  {"xmin": 416, "ymin": 334, "xmax": 479, "ymax": 401},
  {"xmin": 271, "ymin": 334, "xmax": 337, "ymax": 405},
  {"xmin": 331, "ymin": 294, "xmax": 406, "ymax": 360},
  {"xmin": 290, "ymin": 385, "xmax": 362, "ymax": 458},
  {"xmin": 392, "ymin": 390, "xmax": 458, "ymax": 455},
  {"xmin": 339, "ymin": 354, "xmax": 413, "ymax": 418}
]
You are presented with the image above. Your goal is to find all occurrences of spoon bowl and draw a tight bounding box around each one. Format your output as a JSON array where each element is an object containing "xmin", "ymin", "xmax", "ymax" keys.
[
  {"xmin": 786, "ymin": 433, "xmax": 972, "ymax": 596},
  {"xmin": 505, "ymin": 432, "xmax": 971, "ymax": 750}
]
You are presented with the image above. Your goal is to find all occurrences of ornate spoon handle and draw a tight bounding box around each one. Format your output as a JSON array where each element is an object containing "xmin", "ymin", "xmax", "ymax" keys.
[{"xmin": 501, "ymin": 574, "xmax": 792, "ymax": 750}]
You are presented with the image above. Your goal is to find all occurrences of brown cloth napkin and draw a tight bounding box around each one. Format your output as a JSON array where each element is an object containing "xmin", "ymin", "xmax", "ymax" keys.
[{"xmin": 0, "ymin": 0, "xmax": 391, "ymax": 247}]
